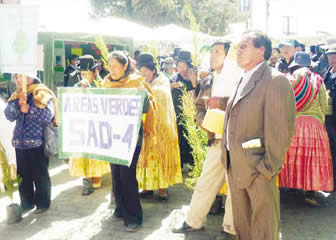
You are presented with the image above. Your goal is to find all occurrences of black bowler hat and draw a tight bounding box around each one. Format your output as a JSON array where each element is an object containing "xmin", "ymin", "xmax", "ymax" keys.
[
  {"xmin": 176, "ymin": 50, "xmax": 192, "ymax": 65},
  {"xmin": 138, "ymin": 53, "xmax": 156, "ymax": 70},
  {"xmin": 172, "ymin": 47, "xmax": 181, "ymax": 60},
  {"xmin": 78, "ymin": 55, "xmax": 98, "ymax": 71},
  {"xmin": 288, "ymin": 51, "xmax": 311, "ymax": 69}
]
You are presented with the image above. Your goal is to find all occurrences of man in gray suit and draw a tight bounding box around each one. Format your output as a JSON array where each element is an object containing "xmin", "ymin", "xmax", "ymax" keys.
[{"xmin": 220, "ymin": 31, "xmax": 296, "ymax": 240}]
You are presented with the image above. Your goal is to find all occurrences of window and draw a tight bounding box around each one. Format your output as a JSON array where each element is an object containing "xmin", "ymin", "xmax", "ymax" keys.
[{"xmin": 240, "ymin": 0, "xmax": 250, "ymax": 12}]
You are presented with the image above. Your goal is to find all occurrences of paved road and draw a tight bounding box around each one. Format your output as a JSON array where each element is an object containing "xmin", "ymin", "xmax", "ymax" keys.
[{"xmin": 1, "ymin": 158, "xmax": 336, "ymax": 240}]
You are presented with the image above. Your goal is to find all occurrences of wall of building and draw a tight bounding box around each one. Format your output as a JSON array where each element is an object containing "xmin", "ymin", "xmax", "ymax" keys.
[{"xmin": 250, "ymin": 0, "xmax": 336, "ymax": 38}]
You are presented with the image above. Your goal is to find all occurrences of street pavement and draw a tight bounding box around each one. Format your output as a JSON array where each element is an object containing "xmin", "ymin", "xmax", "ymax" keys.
[{"xmin": 1, "ymin": 158, "xmax": 336, "ymax": 240}]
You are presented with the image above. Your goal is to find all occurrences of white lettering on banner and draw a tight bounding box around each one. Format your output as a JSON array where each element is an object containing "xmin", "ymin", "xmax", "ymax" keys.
[{"xmin": 60, "ymin": 91, "xmax": 144, "ymax": 166}]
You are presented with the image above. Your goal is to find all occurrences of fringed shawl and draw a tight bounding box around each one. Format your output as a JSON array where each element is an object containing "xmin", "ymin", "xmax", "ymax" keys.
[
  {"xmin": 8, "ymin": 84, "xmax": 58, "ymax": 125},
  {"xmin": 288, "ymin": 67, "xmax": 323, "ymax": 112}
]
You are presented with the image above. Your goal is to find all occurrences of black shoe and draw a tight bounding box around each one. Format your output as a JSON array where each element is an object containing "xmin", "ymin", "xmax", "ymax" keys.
[
  {"xmin": 33, "ymin": 208, "xmax": 48, "ymax": 214},
  {"xmin": 82, "ymin": 178, "xmax": 94, "ymax": 196},
  {"xmin": 215, "ymin": 231, "xmax": 236, "ymax": 240},
  {"xmin": 139, "ymin": 190, "xmax": 154, "ymax": 198},
  {"xmin": 172, "ymin": 221, "xmax": 204, "ymax": 233},
  {"xmin": 158, "ymin": 195, "xmax": 168, "ymax": 201},
  {"xmin": 20, "ymin": 205, "xmax": 34, "ymax": 214},
  {"xmin": 126, "ymin": 223, "xmax": 141, "ymax": 232},
  {"xmin": 109, "ymin": 214, "xmax": 123, "ymax": 222}
]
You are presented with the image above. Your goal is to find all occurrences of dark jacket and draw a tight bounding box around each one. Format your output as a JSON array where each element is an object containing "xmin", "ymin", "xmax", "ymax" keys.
[
  {"xmin": 322, "ymin": 65, "xmax": 336, "ymax": 122},
  {"xmin": 64, "ymin": 64, "xmax": 80, "ymax": 87},
  {"xmin": 4, "ymin": 93, "xmax": 54, "ymax": 149},
  {"xmin": 275, "ymin": 57, "xmax": 294, "ymax": 73},
  {"xmin": 170, "ymin": 73, "xmax": 195, "ymax": 118}
]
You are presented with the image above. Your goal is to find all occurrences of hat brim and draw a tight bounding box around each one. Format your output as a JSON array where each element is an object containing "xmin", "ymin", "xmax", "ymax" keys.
[
  {"xmin": 326, "ymin": 50, "xmax": 336, "ymax": 55},
  {"xmin": 176, "ymin": 58, "xmax": 192, "ymax": 64},
  {"xmin": 279, "ymin": 42, "xmax": 294, "ymax": 48},
  {"xmin": 79, "ymin": 63, "xmax": 98, "ymax": 71},
  {"xmin": 138, "ymin": 62, "xmax": 156, "ymax": 70},
  {"xmin": 288, "ymin": 62, "xmax": 300, "ymax": 69}
]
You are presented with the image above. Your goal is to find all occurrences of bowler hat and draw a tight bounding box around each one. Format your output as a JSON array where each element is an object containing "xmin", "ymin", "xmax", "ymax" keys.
[
  {"xmin": 172, "ymin": 47, "xmax": 181, "ymax": 59},
  {"xmin": 78, "ymin": 55, "xmax": 97, "ymax": 71},
  {"xmin": 325, "ymin": 44, "xmax": 336, "ymax": 55},
  {"xmin": 138, "ymin": 53, "xmax": 156, "ymax": 70},
  {"xmin": 288, "ymin": 51, "xmax": 311, "ymax": 69},
  {"xmin": 176, "ymin": 50, "xmax": 192, "ymax": 65}
]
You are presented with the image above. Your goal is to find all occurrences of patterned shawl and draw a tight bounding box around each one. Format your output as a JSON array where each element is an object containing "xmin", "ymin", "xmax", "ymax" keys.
[{"xmin": 288, "ymin": 67, "xmax": 323, "ymax": 112}]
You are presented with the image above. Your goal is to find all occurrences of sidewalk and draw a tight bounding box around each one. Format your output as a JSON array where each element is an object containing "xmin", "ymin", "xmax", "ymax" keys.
[{"xmin": 1, "ymin": 158, "xmax": 336, "ymax": 240}]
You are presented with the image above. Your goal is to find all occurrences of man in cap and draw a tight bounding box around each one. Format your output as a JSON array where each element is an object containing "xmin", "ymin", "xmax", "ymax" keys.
[
  {"xmin": 321, "ymin": 44, "xmax": 336, "ymax": 187},
  {"xmin": 170, "ymin": 50, "xmax": 198, "ymax": 169},
  {"xmin": 276, "ymin": 39, "xmax": 300, "ymax": 73},
  {"xmin": 64, "ymin": 54, "xmax": 80, "ymax": 87},
  {"xmin": 173, "ymin": 39, "xmax": 236, "ymax": 239}
]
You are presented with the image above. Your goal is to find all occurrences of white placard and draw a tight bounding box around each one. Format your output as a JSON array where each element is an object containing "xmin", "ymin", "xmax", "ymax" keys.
[
  {"xmin": 0, "ymin": 5, "xmax": 39, "ymax": 74},
  {"xmin": 58, "ymin": 88, "xmax": 147, "ymax": 167}
]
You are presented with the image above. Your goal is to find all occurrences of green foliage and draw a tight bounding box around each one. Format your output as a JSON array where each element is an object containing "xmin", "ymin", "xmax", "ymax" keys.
[
  {"xmin": 95, "ymin": 35, "xmax": 110, "ymax": 69},
  {"xmin": 90, "ymin": 0, "xmax": 241, "ymax": 36},
  {"xmin": 0, "ymin": 142, "xmax": 21, "ymax": 202},
  {"xmin": 179, "ymin": 89, "xmax": 208, "ymax": 189}
]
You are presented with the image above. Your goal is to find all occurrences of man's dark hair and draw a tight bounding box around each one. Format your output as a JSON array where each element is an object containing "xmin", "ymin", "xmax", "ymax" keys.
[
  {"xmin": 273, "ymin": 47, "xmax": 280, "ymax": 54},
  {"xmin": 243, "ymin": 30, "xmax": 272, "ymax": 60},
  {"xmin": 212, "ymin": 39, "xmax": 231, "ymax": 56},
  {"xmin": 299, "ymin": 43, "xmax": 306, "ymax": 52},
  {"xmin": 310, "ymin": 45, "xmax": 316, "ymax": 55},
  {"xmin": 70, "ymin": 54, "xmax": 78, "ymax": 62},
  {"xmin": 134, "ymin": 50, "xmax": 141, "ymax": 61}
]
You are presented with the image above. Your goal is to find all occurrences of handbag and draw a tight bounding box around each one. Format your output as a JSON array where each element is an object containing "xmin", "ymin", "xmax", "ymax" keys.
[{"xmin": 43, "ymin": 121, "xmax": 58, "ymax": 158}]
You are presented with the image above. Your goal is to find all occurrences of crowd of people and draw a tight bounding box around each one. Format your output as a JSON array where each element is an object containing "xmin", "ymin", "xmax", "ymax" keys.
[{"xmin": 2, "ymin": 30, "xmax": 336, "ymax": 239}]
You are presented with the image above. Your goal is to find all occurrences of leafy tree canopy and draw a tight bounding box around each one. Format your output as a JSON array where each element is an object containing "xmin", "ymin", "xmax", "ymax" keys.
[{"xmin": 90, "ymin": 0, "xmax": 241, "ymax": 36}]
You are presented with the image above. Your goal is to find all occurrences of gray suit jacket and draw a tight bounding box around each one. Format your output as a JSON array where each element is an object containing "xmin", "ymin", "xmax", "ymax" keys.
[{"xmin": 221, "ymin": 62, "xmax": 296, "ymax": 189}]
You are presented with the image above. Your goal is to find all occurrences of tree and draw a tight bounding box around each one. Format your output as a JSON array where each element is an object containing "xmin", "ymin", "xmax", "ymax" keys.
[
  {"xmin": 90, "ymin": 0, "xmax": 180, "ymax": 26},
  {"xmin": 90, "ymin": 0, "xmax": 241, "ymax": 36}
]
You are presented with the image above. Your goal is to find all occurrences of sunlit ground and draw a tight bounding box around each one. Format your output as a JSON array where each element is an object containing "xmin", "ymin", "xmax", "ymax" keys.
[
  {"xmin": 0, "ymin": 162, "xmax": 191, "ymax": 240},
  {"xmin": 1, "ymin": 161, "xmax": 336, "ymax": 240}
]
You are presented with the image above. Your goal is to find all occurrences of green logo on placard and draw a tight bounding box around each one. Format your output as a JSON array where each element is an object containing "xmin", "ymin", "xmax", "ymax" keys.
[{"xmin": 13, "ymin": 30, "xmax": 28, "ymax": 56}]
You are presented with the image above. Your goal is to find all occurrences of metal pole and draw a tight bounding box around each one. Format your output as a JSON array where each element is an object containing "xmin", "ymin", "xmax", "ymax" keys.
[{"xmin": 265, "ymin": 0, "xmax": 270, "ymax": 35}]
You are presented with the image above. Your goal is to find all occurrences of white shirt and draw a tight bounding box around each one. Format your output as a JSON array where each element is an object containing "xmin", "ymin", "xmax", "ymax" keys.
[
  {"xmin": 211, "ymin": 71, "xmax": 221, "ymax": 97},
  {"xmin": 226, "ymin": 61, "xmax": 265, "ymax": 150}
]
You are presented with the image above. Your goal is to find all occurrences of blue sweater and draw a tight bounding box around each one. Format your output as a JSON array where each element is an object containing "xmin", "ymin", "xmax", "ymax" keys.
[{"xmin": 4, "ymin": 93, "xmax": 54, "ymax": 150}]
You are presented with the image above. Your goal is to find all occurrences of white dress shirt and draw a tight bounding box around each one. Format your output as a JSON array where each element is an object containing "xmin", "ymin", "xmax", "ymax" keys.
[
  {"xmin": 226, "ymin": 61, "xmax": 265, "ymax": 150},
  {"xmin": 211, "ymin": 71, "xmax": 221, "ymax": 97}
]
